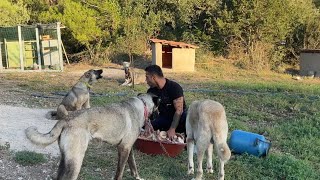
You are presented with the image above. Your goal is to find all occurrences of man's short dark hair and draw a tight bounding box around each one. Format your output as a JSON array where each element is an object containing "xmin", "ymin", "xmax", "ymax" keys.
[{"xmin": 145, "ymin": 65, "xmax": 164, "ymax": 77}]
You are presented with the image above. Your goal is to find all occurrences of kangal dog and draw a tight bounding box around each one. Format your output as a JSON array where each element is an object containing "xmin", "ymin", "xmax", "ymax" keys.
[
  {"xmin": 47, "ymin": 69, "xmax": 103, "ymax": 120},
  {"xmin": 186, "ymin": 100, "xmax": 231, "ymax": 180},
  {"xmin": 26, "ymin": 93, "xmax": 160, "ymax": 180},
  {"xmin": 120, "ymin": 62, "xmax": 145, "ymax": 86}
]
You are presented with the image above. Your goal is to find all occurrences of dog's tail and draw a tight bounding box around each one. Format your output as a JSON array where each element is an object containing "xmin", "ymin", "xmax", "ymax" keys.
[
  {"xmin": 211, "ymin": 127, "xmax": 231, "ymax": 163},
  {"xmin": 216, "ymin": 142, "xmax": 231, "ymax": 163},
  {"xmin": 25, "ymin": 120, "xmax": 67, "ymax": 147},
  {"xmin": 206, "ymin": 102, "xmax": 231, "ymax": 163}
]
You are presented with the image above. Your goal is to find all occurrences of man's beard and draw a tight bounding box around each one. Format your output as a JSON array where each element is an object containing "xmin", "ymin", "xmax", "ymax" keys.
[{"xmin": 148, "ymin": 82, "xmax": 156, "ymax": 88}]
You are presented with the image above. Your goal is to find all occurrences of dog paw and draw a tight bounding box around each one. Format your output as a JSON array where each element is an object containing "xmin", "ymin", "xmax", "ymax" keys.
[
  {"xmin": 188, "ymin": 168, "xmax": 194, "ymax": 175},
  {"xmin": 206, "ymin": 167, "xmax": 213, "ymax": 174},
  {"xmin": 218, "ymin": 173, "xmax": 225, "ymax": 180}
]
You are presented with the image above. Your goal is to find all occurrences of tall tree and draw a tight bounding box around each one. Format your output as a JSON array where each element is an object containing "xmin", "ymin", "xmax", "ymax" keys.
[
  {"xmin": 0, "ymin": 0, "xmax": 30, "ymax": 26},
  {"xmin": 313, "ymin": 0, "xmax": 320, "ymax": 7},
  {"xmin": 36, "ymin": 0, "xmax": 119, "ymax": 59},
  {"xmin": 116, "ymin": 0, "xmax": 162, "ymax": 64},
  {"xmin": 215, "ymin": 0, "xmax": 318, "ymax": 69}
]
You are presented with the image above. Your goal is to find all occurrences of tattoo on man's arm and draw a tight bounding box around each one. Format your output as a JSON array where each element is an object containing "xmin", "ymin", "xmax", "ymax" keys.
[
  {"xmin": 173, "ymin": 97, "xmax": 184, "ymax": 113},
  {"xmin": 171, "ymin": 113, "xmax": 180, "ymax": 129},
  {"xmin": 170, "ymin": 97, "xmax": 184, "ymax": 129}
]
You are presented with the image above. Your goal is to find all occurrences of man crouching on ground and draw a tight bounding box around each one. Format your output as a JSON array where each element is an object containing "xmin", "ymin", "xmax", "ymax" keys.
[{"xmin": 145, "ymin": 65, "xmax": 187, "ymax": 139}]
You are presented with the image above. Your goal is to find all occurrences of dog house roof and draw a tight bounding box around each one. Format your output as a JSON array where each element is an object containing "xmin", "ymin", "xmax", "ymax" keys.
[
  {"xmin": 149, "ymin": 38, "xmax": 199, "ymax": 49},
  {"xmin": 300, "ymin": 49, "xmax": 320, "ymax": 53}
]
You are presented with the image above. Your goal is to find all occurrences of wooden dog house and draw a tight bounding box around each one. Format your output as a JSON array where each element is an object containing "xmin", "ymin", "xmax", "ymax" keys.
[
  {"xmin": 300, "ymin": 49, "xmax": 320, "ymax": 77},
  {"xmin": 150, "ymin": 39, "xmax": 199, "ymax": 72}
]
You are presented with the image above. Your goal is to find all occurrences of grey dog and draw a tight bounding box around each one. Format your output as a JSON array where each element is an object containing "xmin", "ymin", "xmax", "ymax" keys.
[
  {"xmin": 26, "ymin": 93, "xmax": 160, "ymax": 180},
  {"xmin": 186, "ymin": 99, "xmax": 231, "ymax": 180},
  {"xmin": 120, "ymin": 64, "xmax": 145, "ymax": 87},
  {"xmin": 48, "ymin": 69, "xmax": 103, "ymax": 119}
]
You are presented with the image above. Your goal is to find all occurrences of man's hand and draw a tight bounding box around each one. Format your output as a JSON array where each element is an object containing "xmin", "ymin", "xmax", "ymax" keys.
[
  {"xmin": 168, "ymin": 97, "xmax": 184, "ymax": 140},
  {"xmin": 167, "ymin": 127, "xmax": 176, "ymax": 140}
]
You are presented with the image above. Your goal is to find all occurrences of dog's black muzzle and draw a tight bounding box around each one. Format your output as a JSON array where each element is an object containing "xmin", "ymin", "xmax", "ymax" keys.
[
  {"xmin": 95, "ymin": 69, "xmax": 103, "ymax": 79},
  {"xmin": 150, "ymin": 96, "xmax": 161, "ymax": 120}
]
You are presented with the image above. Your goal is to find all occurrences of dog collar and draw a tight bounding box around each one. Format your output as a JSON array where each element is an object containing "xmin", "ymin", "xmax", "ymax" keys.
[
  {"xmin": 83, "ymin": 82, "xmax": 92, "ymax": 89},
  {"xmin": 139, "ymin": 98, "xmax": 148, "ymax": 121}
]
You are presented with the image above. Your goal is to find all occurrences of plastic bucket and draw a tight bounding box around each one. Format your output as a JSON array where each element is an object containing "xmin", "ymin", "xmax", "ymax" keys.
[{"xmin": 229, "ymin": 130, "xmax": 271, "ymax": 157}]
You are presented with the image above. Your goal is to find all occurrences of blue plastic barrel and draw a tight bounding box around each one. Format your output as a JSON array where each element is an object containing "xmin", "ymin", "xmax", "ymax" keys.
[{"xmin": 228, "ymin": 130, "xmax": 271, "ymax": 157}]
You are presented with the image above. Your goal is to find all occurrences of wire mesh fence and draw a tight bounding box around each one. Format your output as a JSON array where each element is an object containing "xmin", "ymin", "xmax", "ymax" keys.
[{"xmin": 0, "ymin": 23, "xmax": 63, "ymax": 71}]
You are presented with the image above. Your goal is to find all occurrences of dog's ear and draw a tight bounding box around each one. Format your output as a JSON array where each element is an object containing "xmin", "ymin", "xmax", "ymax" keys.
[
  {"xmin": 147, "ymin": 92, "xmax": 158, "ymax": 98},
  {"xmin": 150, "ymin": 94, "xmax": 161, "ymax": 107}
]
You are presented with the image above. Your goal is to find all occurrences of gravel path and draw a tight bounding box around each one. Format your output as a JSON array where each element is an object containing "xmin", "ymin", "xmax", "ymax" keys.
[{"xmin": 0, "ymin": 105, "xmax": 60, "ymax": 157}]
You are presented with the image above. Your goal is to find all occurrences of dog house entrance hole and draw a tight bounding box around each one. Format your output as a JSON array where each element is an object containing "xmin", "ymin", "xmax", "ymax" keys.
[{"xmin": 162, "ymin": 45, "xmax": 172, "ymax": 68}]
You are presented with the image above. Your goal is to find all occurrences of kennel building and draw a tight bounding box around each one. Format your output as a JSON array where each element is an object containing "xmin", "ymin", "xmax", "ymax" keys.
[
  {"xmin": 0, "ymin": 22, "xmax": 64, "ymax": 71},
  {"xmin": 300, "ymin": 49, "xmax": 320, "ymax": 77},
  {"xmin": 149, "ymin": 39, "xmax": 198, "ymax": 72}
]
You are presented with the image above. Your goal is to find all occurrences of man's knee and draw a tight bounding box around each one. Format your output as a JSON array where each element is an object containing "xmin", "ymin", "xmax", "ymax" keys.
[{"xmin": 151, "ymin": 116, "xmax": 171, "ymax": 131}]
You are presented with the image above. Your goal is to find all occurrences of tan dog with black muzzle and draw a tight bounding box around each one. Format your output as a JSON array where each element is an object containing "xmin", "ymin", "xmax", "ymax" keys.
[
  {"xmin": 47, "ymin": 69, "xmax": 103, "ymax": 119},
  {"xmin": 26, "ymin": 93, "xmax": 160, "ymax": 180},
  {"xmin": 120, "ymin": 62, "xmax": 145, "ymax": 87}
]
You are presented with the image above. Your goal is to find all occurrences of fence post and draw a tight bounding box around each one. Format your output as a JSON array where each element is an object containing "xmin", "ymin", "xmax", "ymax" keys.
[
  {"xmin": 18, "ymin": 25, "xmax": 24, "ymax": 71},
  {"xmin": 0, "ymin": 42, "xmax": 2, "ymax": 71},
  {"xmin": 35, "ymin": 26, "xmax": 42, "ymax": 70},
  {"xmin": 56, "ymin": 22, "xmax": 63, "ymax": 71}
]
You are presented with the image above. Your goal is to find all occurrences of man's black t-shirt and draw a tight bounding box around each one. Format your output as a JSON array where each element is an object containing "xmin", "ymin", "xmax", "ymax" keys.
[{"xmin": 147, "ymin": 78, "xmax": 186, "ymax": 118}]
